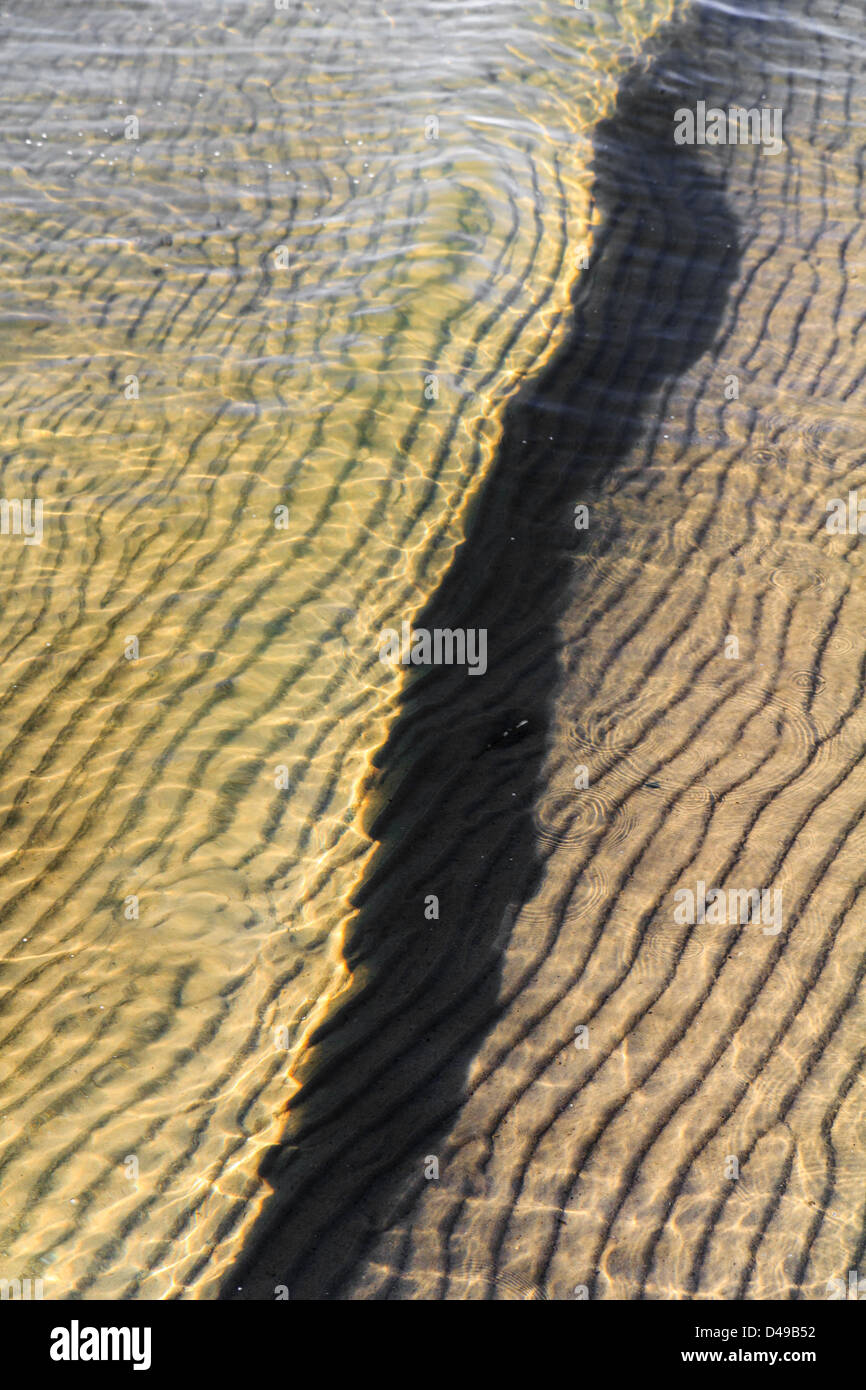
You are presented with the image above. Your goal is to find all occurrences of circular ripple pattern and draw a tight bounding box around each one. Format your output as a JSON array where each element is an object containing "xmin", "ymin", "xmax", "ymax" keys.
[
  {"xmin": 811, "ymin": 630, "xmax": 854, "ymax": 656},
  {"xmin": 790, "ymin": 670, "xmax": 827, "ymax": 694},
  {"xmin": 533, "ymin": 788, "xmax": 636, "ymax": 848}
]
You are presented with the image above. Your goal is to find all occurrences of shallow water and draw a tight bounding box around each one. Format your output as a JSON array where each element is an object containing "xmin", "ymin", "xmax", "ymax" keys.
[
  {"xmin": 3, "ymin": 0, "xmax": 866, "ymax": 1301},
  {"xmin": 0, "ymin": 0, "xmax": 675, "ymax": 1297}
]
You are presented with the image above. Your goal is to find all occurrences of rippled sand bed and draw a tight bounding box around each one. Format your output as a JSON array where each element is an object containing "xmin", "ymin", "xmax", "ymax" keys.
[
  {"xmin": 223, "ymin": 0, "xmax": 866, "ymax": 1300},
  {"xmin": 0, "ymin": 0, "xmax": 675, "ymax": 1296},
  {"xmin": 4, "ymin": 0, "xmax": 866, "ymax": 1302}
]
